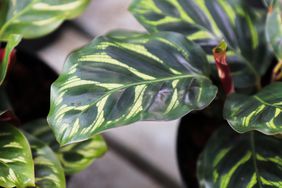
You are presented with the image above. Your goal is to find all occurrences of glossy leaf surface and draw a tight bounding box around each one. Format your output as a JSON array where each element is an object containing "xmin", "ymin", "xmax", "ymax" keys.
[
  {"xmin": 224, "ymin": 82, "xmax": 282, "ymax": 135},
  {"xmin": 24, "ymin": 119, "xmax": 107, "ymax": 174},
  {"xmin": 0, "ymin": 124, "xmax": 34, "ymax": 188},
  {"xmin": 130, "ymin": 0, "xmax": 272, "ymax": 88},
  {"xmin": 0, "ymin": 0, "xmax": 90, "ymax": 39},
  {"xmin": 48, "ymin": 31, "xmax": 217, "ymax": 145},
  {"xmin": 266, "ymin": 1, "xmax": 282, "ymax": 60},
  {"xmin": 198, "ymin": 126, "xmax": 282, "ymax": 188},
  {"xmin": 25, "ymin": 133, "xmax": 66, "ymax": 188}
]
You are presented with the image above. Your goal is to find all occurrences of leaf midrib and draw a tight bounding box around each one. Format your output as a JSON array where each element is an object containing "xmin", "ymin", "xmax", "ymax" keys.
[{"xmin": 59, "ymin": 73, "xmax": 210, "ymax": 115}]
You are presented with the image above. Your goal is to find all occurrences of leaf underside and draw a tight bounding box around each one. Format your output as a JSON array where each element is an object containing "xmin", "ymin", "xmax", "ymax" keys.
[
  {"xmin": 48, "ymin": 31, "xmax": 217, "ymax": 145},
  {"xmin": 197, "ymin": 126, "xmax": 282, "ymax": 188}
]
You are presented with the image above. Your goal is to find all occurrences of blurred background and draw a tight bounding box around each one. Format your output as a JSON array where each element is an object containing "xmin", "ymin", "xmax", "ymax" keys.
[{"xmin": 21, "ymin": 0, "xmax": 183, "ymax": 187}]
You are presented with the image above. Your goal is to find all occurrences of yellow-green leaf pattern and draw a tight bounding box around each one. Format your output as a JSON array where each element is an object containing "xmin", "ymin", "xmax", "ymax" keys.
[
  {"xmin": 0, "ymin": 0, "xmax": 90, "ymax": 40},
  {"xmin": 224, "ymin": 82, "xmax": 282, "ymax": 135},
  {"xmin": 23, "ymin": 119, "xmax": 107, "ymax": 174},
  {"xmin": 48, "ymin": 31, "xmax": 217, "ymax": 145},
  {"xmin": 197, "ymin": 126, "xmax": 282, "ymax": 188},
  {"xmin": 0, "ymin": 124, "xmax": 34, "ymax": 188},
  {"xmin": 25, "ymin": 133, "xmax": 66, "ymax": 188},
  {"xmin": 130, "ymin": 0, "xmax": 272, "ymax": 88}
]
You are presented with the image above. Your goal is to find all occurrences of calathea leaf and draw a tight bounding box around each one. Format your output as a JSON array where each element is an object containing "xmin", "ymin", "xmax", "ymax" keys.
[
  {"xmin": 24, "ymin": 133, "xmax": 66, "ymax": 188},
  {"xmin": 197, "ymin": 126, "xmax": 282, "ymax": 188},
  {"xmin": 57, "ymin": 134, "xmax": 107, "ymax": 174},
  {"xmin": 27, "ymin": 137, "xmax": 66, "ymax": 188},
  {"xmin": 130, "ymin": 0, "xmax": 272, "ymax": 88},
  {"xmin": 224, "ymin": 82, "xmax": 282, "ymax": 135},
  {"xmin": 0, "ymin": 124, "xmax": 34, "ymax": 188},
  {"xmin": 0, "ymin": 0, "xmax": 90, "ymax": 39},
  {"xmin": 23, "ymin": 119, "xmax": 108, "ymax": 174},
  {"xmin": 0, "ymin": 34, "xmax": 21, "ymax": 85},
  {"xmin": 266, "ymin": 0, "xmax": 282, "ymax": 60},
  {"xmin": 48, "ymin": 31, "xmax": 217, "ymax": 145}
]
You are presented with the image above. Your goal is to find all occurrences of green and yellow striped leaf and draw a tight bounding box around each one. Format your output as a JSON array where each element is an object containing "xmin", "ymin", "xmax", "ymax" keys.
[
  {"xmin": 130, "ymin": 0, "xmax": 272, "ymax": 88},
  {"xmin": 197, "ymin": 126, "xmax": 282, "ymax": 188},
  {"xmin": 0, "ymin": 0, "xmax": 90, "ymax": 40},
  {"xmin": 0, "ymin": 34, "xmax": 21, "ymax": 85},
  {"xmin": 224, "ymin": 82, "xmax": 282, "ymax": 135},
  {"xmin": 0, "ymin": 124, "xmax": 34, "ymax": 188},
  {"xmin": 48, "ymin": 31, "xmax": 217, "ymax": 145},
  {"xmin": 57, "ymin": 134, "xmax": 107, "ymax": 174},
  {"xmin": 25, "ymin": 133, "xmax": 66, "ymax": 188},
  {"xmin": 24, "ymin": 119, "xmax": 108, "ymax": 174},
  {"xmin": 266, "ymin": 0, "xmax": 282, "ymax": 60}
]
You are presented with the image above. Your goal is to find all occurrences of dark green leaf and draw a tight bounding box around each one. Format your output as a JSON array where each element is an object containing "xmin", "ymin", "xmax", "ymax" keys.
[
  {"xmin": 25, "ymin": 133, "xmax": 66, "ymax": 188},
  {"xmin": 130, "ymin": 0, "xmax": 272, "ymax": 88},
  {"xmin": 224, "ymin": 82, "xmax": 282, "ymax": 135},
  {"xmin": 198, "ymin": 126, "xmax": 282, "ymax": 188},
  {"xmin": 266, "ymin": 1, "xmax": 282, "ymax": 60},
  {"xmin": 48, "ymin": 31, "xmax": 217, "ymax": 145},
  {"xmin": 23, "ymin": 119, "xmax": 107, "ymax": 174},
  {"xmin": 0, "ymin": 0, "xmax": 90, "ymax": 39},
  {"xmin": 0, "ymin": 124, "xmax": 34, "ymax": 188}
]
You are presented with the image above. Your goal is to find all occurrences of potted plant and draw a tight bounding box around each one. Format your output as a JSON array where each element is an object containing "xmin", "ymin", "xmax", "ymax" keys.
[
  {"xmin": 48, "ymin": 0, "xmax": 282, "ymax": 187},
  {"xmin": 1, "ymin": 0, "xmax": 282, "ymax": 188}
]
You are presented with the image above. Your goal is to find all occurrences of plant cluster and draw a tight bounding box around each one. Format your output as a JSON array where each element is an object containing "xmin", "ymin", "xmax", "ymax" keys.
[{"xmin": 0, "ymin": 0, "xmax": 281, "ymax": 187}]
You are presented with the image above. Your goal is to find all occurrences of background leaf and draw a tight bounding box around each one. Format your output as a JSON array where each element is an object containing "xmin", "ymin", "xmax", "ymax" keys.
[
  {"xmin": 224, "ymin": 82, "xmax": 282, "ymax": 135},
  {"xmin": 24, "ymin": 119, "xmax": 107, "ymax": 174},
  {"xmin": 197, "ymin": 126, "xmax": 282, "ymax": 188},
  {"xmin": 48, "ymin": 31, "xmax": 217, "ymax": 145},
  {"xmin": 0, "ymin": 124, "xmax": 34, "ymax": 188},
  {"xmin": 130, "ymin": 0, "xmax": 272, "ymax": 89},
  {"xmin": 266, "ymin": 1, "xmax": 282, "ymax": 60},
  {"xmin": 0, "ymin": 0, "xmax": 90, "ymax": 39},
  {"xmin": 25, "ymin": 133, "xmax": 66, "ymax": 188}
]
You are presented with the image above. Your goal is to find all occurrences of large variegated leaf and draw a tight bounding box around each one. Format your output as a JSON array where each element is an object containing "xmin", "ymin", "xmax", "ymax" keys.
[
  {"xmin": 197, "ymin": 126, "xmax": 282, "ymax": 188},
  {"xmin": 48, "ymin": 31, "xmax": 217, "ymax": 145},
  {"xmin": 0, "ymin": 34, "xmax": 21, "ymax": 85},
  {"xmin": 266, "ymin": 0, "xmax": 282, "ymax": 60},
  {"xmin": 130, "ymin": 0, "xmax": 272, "ymax": 88},
  {"xmin": 24, "ymin": 119, "xmax": 108, "ymax": 174},
  {"xmin": 25, "ymin": 133, "xmax": 66, "ymax": 188},
  {"xmin": 0, "ymin": 124, "xmax": 34, "ymax": 188},
  {"xmin": 0, "ymin": 0, "xmax": 90, "ymax": 39},
  {"xmin": 224, "ymin": 82, "xmax": 282, "ymax": 135}
]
